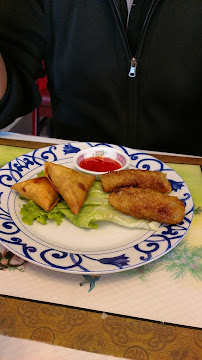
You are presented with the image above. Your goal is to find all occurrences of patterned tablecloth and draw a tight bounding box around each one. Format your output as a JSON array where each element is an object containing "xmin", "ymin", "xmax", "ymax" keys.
[{"xmin": 0, "ymin": 141, "xmax": 201, "ymax": 360}]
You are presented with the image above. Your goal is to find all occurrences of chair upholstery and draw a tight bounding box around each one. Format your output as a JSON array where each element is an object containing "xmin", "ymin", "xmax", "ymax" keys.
[{"xmin": 32, "ymin": 77, "xmax": 52, "ymax": 136}]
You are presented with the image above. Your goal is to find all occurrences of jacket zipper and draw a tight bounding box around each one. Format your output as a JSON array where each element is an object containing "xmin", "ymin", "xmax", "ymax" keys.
[
  {"xmin": 111, "ymin": 0, "xmax": 160, "ymax": 77},
  {"xmin": 111, "ymin": 0, "xmax": 160, "ymax": 147},
  {"xmin": 111, "ymin": 0, "xmax": 132, "ymax": 60},
  {"xmin": 134, "ymin": 0, "xmax": 160, "ymax": 70},
  {"xmin": 128, "ymin": 58, "xmax": 137, "ymax": 77}
]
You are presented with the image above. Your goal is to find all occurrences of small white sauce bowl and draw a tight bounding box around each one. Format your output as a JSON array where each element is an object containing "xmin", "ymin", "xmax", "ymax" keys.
[{"xmin": 73, "ymin": 146, "xmax": 130, "ymax": 178}]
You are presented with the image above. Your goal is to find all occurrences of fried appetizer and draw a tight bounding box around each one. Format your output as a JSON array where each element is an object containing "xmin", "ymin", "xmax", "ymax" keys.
[
  {"xmin": 108, "ymin": 187, "xmax": 185, "ymax": 224},
  {"xmin": 101, "ymin": 169, "xmax": 172, "ymax": 193},
  {"xmin": 44, "ymin": 162, "xmax": 95, "ymax": 214},
  {"xmin": 11, "ymin": 177, "xmax": 60, "ymax": 212}
]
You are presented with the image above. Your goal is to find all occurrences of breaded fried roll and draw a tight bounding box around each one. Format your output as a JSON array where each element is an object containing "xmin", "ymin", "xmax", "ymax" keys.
[
  {"xmin": 101, "ymin": 169, "xmax": 172, "ymax": 193},
  {"xmin": 11, "ymin": 177, "xmax": 60, "ymax": 212},
  {"xmin": 109, "ymin": 187, "xmax": 185, "ymax": 224}
]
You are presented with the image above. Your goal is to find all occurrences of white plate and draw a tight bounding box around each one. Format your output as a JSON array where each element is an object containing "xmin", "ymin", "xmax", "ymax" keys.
[{"xmin": 0, "ymin": 142, "xmax": 193, "ymax": 274}]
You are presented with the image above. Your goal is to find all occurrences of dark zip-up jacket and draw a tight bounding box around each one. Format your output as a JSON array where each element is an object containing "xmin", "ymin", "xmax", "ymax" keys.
[{"xmin": 0, "ymin": 0, "xmax": 201, "ymax": 155}]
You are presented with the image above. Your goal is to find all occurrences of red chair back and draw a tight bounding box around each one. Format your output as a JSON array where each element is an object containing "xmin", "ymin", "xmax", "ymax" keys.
[{"xmin": 32, "ymin": 77, "xmax": 52, "ymax": 136}]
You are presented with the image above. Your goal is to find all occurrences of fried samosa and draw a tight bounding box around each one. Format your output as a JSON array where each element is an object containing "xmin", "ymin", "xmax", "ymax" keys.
[
  {"xmin": 44, "ymin": 162, "xmax": 95, "ymax": 214},
  {"xmin": 11, "ymin": 177, "xmax": 60, "ymax": 212},
  {"xmin": 101, "ymin": 169, "xmax": 172, "ymax": 193}
]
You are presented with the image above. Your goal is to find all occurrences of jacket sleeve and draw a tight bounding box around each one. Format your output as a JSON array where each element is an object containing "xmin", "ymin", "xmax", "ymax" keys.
[{"xmin": 0, "ymin": 0, "xmax": 45, "ymax": 129}]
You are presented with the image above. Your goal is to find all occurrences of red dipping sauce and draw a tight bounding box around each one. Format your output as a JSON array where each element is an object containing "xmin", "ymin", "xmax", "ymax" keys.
[{"xmin": 79, "ymin": 156, "xmax": 121, "ymax": 172}]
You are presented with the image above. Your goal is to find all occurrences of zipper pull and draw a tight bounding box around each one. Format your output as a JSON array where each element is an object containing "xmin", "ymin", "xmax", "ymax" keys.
[{"xmin": 128, "ymin": 58, "xmax": 137, "ymax": 77}]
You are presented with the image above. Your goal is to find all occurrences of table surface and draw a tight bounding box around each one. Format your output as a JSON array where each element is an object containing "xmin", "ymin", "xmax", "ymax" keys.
[{"xmin": 0, "ymin": 134, "xmax": 201, "ymax": 360}]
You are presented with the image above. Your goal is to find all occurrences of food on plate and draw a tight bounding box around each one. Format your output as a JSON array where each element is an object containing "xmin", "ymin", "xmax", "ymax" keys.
[
  {"xmin": 101, "ymin": 169, "xmax": 172, "ymax": 193},
  {"xmin": 108, "ymin": 187, "xmax": 185, "ymax": 224},
  {"xmin": 20, "ymin": 180, "xmax": 160, "ymax": 230},
  {"xmin": 13, "ymin": 162, "xmax": 184, "ymax": 229},
  {"xmin": 44, "ymin": 162, "xmax": 95, "ymax": 214},
  {"xmin": 11, "ymin": 177, "xmax": 60, "ymax": 212}
]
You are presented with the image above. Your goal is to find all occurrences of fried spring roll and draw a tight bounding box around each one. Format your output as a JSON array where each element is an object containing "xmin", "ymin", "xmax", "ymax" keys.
[
  {"xmin": 109, "ymin": 187, "xmax": 185, "ymax": 224},
  {"xmin": 11, "ymin": 177, "xmax": 60, "ymax": 212},
  {"xmin": 44, "ymin": 162, "xmax": 95, "ymax": 214},
  {"xmin": 101, "ymin": 169, "xmax": 172, "ymax": 193}
]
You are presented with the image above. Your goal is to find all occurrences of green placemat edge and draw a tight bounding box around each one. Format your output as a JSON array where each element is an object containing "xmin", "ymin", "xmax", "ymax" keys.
[{"xmin": 0, "ymin": 145, "xmax": 32, "ymax": 168}]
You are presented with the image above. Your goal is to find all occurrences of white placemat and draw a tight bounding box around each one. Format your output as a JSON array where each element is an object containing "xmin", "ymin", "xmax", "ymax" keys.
[
  {"xmin": 0, "ymin": 335, "xmax": 122, "ymax": 360},
  {"xmin": 0, "ymin": 216, "xmax": 201, "ymax": 328}
]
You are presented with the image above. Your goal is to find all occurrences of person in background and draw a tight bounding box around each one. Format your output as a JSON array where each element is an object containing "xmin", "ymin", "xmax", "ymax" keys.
[{"xmin": 0, "ymin": 0, "xmax": 201, "ymax": 156}]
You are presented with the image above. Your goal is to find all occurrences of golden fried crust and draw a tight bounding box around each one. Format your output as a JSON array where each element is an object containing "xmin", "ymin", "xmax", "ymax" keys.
[
  {"xmin": 11, "ymin": 177, "xmax": 60, "ymax": 212},
  {"xmin": 101, "ymin": 169, "xmax": 172, "ymax": 193},
  {"xmin": 44, "ymin": 162, "xmax": 95, "ymax": 214},
  {"xmin": 109, "ymin": 187, "xmax": 185, "ymax": 224}
]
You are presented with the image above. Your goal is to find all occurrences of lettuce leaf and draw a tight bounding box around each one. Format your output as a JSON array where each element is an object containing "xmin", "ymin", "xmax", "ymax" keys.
[
  {"xmin": 83, "ymin": 180, "xmax": 109, "ymax": 206},
  {"xmin": 37, "ymin": 170, "xmax": 45, "ymax": 177},
  {"xmin": 20, "ymin": 200, "xmax": 47, "ymax": 225},
  {"xmin": 58, "ymin": 203, "xmax": 159, "ymax": 230},
  {"xmin": 20, "ymin": 200, "xmax": 64, "ymax": 225}
]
